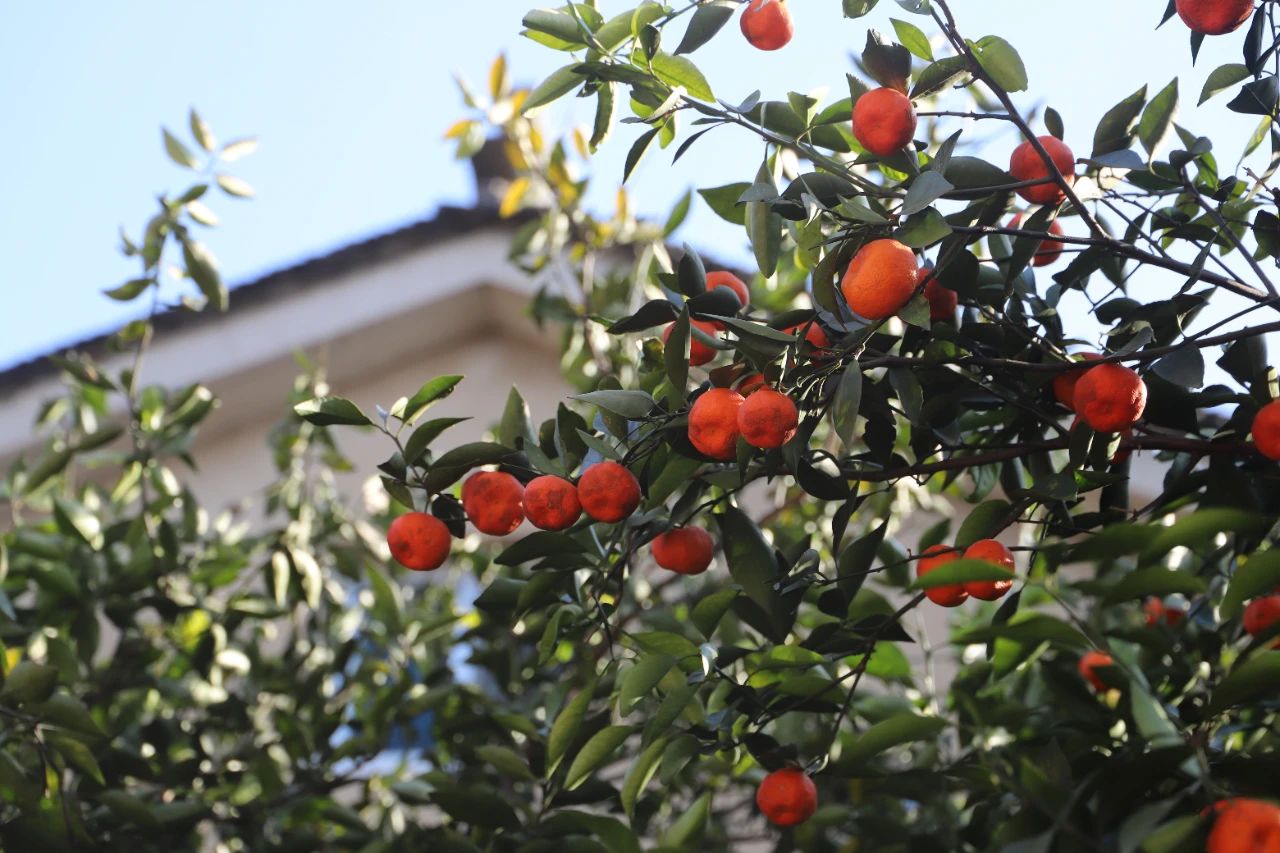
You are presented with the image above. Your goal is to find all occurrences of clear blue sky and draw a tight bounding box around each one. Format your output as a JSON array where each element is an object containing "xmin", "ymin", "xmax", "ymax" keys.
[{"xmin": 0, "ymin": 1, "xmax": 1262, "ymax": 371}]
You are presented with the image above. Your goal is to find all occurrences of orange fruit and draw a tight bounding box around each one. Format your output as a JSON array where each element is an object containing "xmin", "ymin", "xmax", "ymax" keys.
[
  {"xmin": 1009, "ymin": 214, "xmax": 1066, "ymax": 267},
  {"xmin": 1009, "ymin": 135, "xmax": 1076, "ymax": 205},
  {"xmin": 1177, "ymin": 0, "xmax": 1254, "ymax": 35},
  {"xmin": 1207, "ymin": 798, "xmax": 1280, "ymax": 853},
  {"xmin": 1052, "ymin": 352, "xmax": 1103, "ymax": 410},
  {"xmin": 522, "ymin": 475, "xmax": 582, "ymax": 531},
  {"xmin": 1243, "ymin": 595, "xmax": 1280, "ymax": 646},
  {"xmin": 852, "ymin": 87, "xmax": 917, "ymax": 157},
  {"xmin": 1252, "ymin": 400, "xmax": 1280, "ymax": 460},
  {"xmin": 740, "ymin": 0, "xmax": 793, "ymax": 51},
  {"xmin": 706, "ymin": 270, "xmax": 750, "ymax": 307},
  {"xmin": 1143, "ymin": 597, "xmax": 1185, "ymax": 626},
  {"xmin": 923, "ymin": 276, "xmax": 958, "ymax": 323},
  {"xmin": 664, "ymin": 319, "xmax": 722, "ymax": 367},
  {"xmin": 756, "ymin": 768, "xmax": 817, "ymax": 827},
  {"xmin": 737, "ymin": 372, "xmax": 768, "ymax": 396},
  {"xmin": 737, "ymin": 387, "xmax": 799, "ymax": 449},
  {"xmin": 688, "ymin": 388, "xmax": 746, "ymax": 460},
  {"xmin": 785, "ymin": 321, "xmax": 831, "ymax": 352},
  {"xmin": 577, "ymin": 461, "xmax": 641, "ymax": 523},
  {"xmin": 841, "ymin": 238, "xmax": 921, "ymax": 321},
  {"xmin": 1073, "ymin": 364, "xmax": 1147, "ymax": 432},
  {"xmin": 962, "ymin": 539, "xmax": 1015, "ymax": 601},
  {"xmin": 386, "ymin": 512, "xmax": 451, "ymax": 571},
  {"xmin": 917, "ymin": 544, "xmax": 968, "ymax": 607},
  {"xmin": 462, "ymin": 471, "xmax": 525, "ymax": 535},
  {"xmin": 1077, "ymin": 650, "xmax": 1114, "ymax": 692},
  {"xmin": 651, "ymin": 526, "xmax": 715, "ymax": 575}
]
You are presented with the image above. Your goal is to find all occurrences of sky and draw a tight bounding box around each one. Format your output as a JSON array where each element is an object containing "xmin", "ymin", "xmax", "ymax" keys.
[{"xmin": 0, "ymin": 1, "xmax": 1269, "ymax": 372}]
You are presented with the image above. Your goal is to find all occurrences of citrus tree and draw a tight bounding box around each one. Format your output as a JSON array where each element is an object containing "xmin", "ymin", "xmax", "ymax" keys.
[{"xmin": 5, "ymin": 0, "xmax": 1280, "ymax": 851}]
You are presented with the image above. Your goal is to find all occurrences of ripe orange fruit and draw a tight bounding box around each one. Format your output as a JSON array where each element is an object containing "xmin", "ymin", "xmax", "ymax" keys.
[
  {"xmin": 461, "ymin": 471, "xmax": 525, "ymax": 535},
  {"xmin": 1009, "ymin": 214, "xmax": 1066, "ymax": 267},
  {"xmin": 1077, "ymin": 650, "xmax": 1114, "ymax": 692},
  {"xmin": 1177, "ymin": 0, "xmax": 1254, "ymax": 35},
  {"xmin": 1207, "ymin": 798, "xmax": 1280, "ymax": 853},
  {"xmin": 1251, "ymin": 400, "xmax": 1280, "ymax": 460},
  {"xmin": 1143, "ymin": 597, "xmax": 1185, "ymax": 626},
  {"xmin": 1009, "ymin": 135, "xmax": 1076, "ymax": 205},
  {"xmin": 841, "ymin": 238, "xmax": 920, "ymax": 321},
  {"xmin": 1243, "ymin": 595, "xmax": 1280, "ymax": 645},
  {"xmin": 688, "ymin": 387, "xmax": 746, "ymax": 460},
  {"xmin": 386, "ymin": 512, "xmax": 451, "ymax": 571},
  {"xmin": 917, "ymin": 544, "xmax": 968, "ymax": 607},
  {"xmin": 785, "ymin": 321, "xmax": 831, "ymax": 352},
  {"xmin": 522, "ymin": 475, "xmax": 582, "ymax": 531},
  {"xmin": 737, "ymin": 387, "xmax": 799, "ymax": 449},
  {"xmin": 651, "ymin": 526, "xmax": 715, "ymax": 575},
  {"xmin": 962, "ymin": 539, "xmax": 1015, "ymax": 601},
  {"xmin": 1052, "ymin": 352, "xmax": 1103, "ymax": 410},
  {"xmin": 706, "ymin": 270, "xmax": 749, "ymax": 307},
  {"xmin": 852, "ymin": 87, "xmax": 918, "ymax": 157},
  {"xmin": 664, "ymin": 319, "xmax": 722, "ymax": 367},
  {"xmin": 1073, "ymin": 364, "xmax": 1147, "ymax": 432},
  {"xmin": 737, "ymin": 372, "xmax": 768, "ymax": 396},
  {"xmin": 756, "ymin": 768, "xmax": 817, "ymax": 827},
  {"xmin": 740, "ymin": 0, "xmax": 793, "ymax": 51},
  {"xmin": 577, "ymin": 461, "xmax": 641, "ymax": 523},
  {"xmin": 923, "ymin": 277, "xmax": 958, "ymax": 323}
]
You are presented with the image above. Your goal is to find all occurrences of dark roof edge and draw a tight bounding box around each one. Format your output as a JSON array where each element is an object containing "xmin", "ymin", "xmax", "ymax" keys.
[{"xmin": 0, "ymin": 205, "xmax": 524, "ymax": 397}]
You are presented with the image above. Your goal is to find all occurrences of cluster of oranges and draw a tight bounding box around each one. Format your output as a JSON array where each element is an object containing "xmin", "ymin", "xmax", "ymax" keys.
[{"xmin": 386, "ymin": 461, "xmax": 640, "ymax": 571}]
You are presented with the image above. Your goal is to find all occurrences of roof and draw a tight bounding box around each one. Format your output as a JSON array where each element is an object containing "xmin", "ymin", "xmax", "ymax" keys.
[{"xmin": 0, "ymin": 204, "xmax": 525, "ymax": 398}]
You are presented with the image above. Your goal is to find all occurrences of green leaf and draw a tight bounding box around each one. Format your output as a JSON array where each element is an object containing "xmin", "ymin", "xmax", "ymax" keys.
[
  {"xmin": 970, "ymin": 36, "xmax": 1027, "ymax": 93},
  {"xmin": 618, "ymin": 655, "xmax": 675, "ymax": 715},
  {"xmin": 624, "ymin": 128, "xmax": 659, "ymax": 182},
  {"xmin": 365, "ymin": 561, "xmax": 404, "ymax": 634},
  {"xmin": 547, "ymin": 683, "xmax": 595, "ymax": 775},
  {"xmin": 955, "ymin": 613, "xmax": 1090, "ymax": 649},
  {"xmin": 162, "ymin": 128, "xmax": 200, "ymax": 169},
  {"xmin": 675, "ymin": 1, "xmax": 735, "ymax": 54},
  {"xmin": 1102, "ymin": 567, "xmax": 1205, "ymax": 603},
  {"xmin": 523, "ymin": 64, "xmax": 584, "ymax": 113},
  {"xmin": 698, "ymin": 182, "xmax": 750, "ymax": 226},
  {"xmin": 912, "ymin": 55, "xmax": 968, "ymax": 98},
  {"xmin": 1094, "ymin": 85, "xmax": 1147, "ymax": 155},
  {"xmin": 746, "ymin": 197, "xmax": 782, "ymax": 277},
  {"xmin": 843, "ymin": 0, "xmax": 880, "ymax": 17},
  {"xmin": 181, "ymin": 237, "xmax": 227, "ymax": 312},
  {"xmin": 717, "ymin": 507, "xmax": 790, "ymax": 641},
  {"xmin": 98, "ymin": 790, "xmax": 160, "ymax": 828},
  {"xmin": 621, "ymin": 736, "xmax": 667, "ymax": 819},
  {"xmin": 293, "ymin": 396, "xmax": 373, "ymax": 427},
  {"xmin": 1138, "ymin": 78, "xmax": 1178, "ymax": 156},
  {"xmin": 564, "ymin": 725, "xmax": 632, "ymax": 790},
  {"xmin": 955, "ymin": 500, "xmax": 1012, "ymax": 548},
  {"xmin": 423, "ymin": 442, "xmax": 515, "ymax": 492},
  {"xmin": 590, "ymin": 82, "xmax": 618, "ymax": 151},
  {"xmin": 430, "ymin": 785, "xmax": 520, "ymax": 830},
  {"xmin": 53, "ymin": 498, "xmax": 103, "ymax": 549},
  {"xmin": 403, "ymin": 417, "xmax": 471, "ymax": 465},
  {"xmin": 1222, "ymin": 551, "xmax": 1280, "ymax": 619},
  {"xmin": 216, "ymin": 173, "xmax": 255, "ymax": 197},
  {"xmin": 1140, "ymin": 509, "xmax": 1270, "ymax": 563},
  {"xmin": 103, "ymin": 278, "xmax": 153, "ymax": 302},
  {"xmin": 1199, "ymin": 63, "xmax": 1250, "ymax": 104},
  {"xmin": 660, "ymin": 791, "xmax": 711, "ymax": 847},
  {"xmin": 1207, "ymin": 652, "xmax": 1280, "ymax": 713},
  {"xmin": 647, "ymin": 51, "xmax": 714, "ymax": 102},
  {"xmin": 0, "ymin": 661, "xmax": 58, "ymax": 704},
  {"xmin": 664, "ymin": 308, "xmax": 690, "ymax": 403},
  {"xmin": 499, "ymin": 386, "xmax": 536, "ymax": 448},
  {"xmin": 839, "ymin": 713, "xmax": 946, "ymax": 766},
  {"xmin": 45, "ymin": 731, "xmax": 104, "ymax": 785},
  {"xmin": 692, "ymin": 587, "xmax": 739, "ymax": 640},
  {"xmin": 862, "ymin": 30, "xmax": 912, "ymax": 90},
  {"xmin": 891, "ymin": 18, "xmax": 933, "ymax": 60},
  {"xmin": 909, "ymin": 557, "xmax": 1015, "ymax": 590},
  {"xmin": 572, "ymin": 390, "xmax": 657, "ymax": 419},
  {"xmin": 1129, "ymin": 687, "xmax": 1182, "ymax": 749},
  {"xmin": 27, "ymin": 694, "xmax": 102, "ymax": 739},
  {"xmin": 832, "ymin": 360, "xmax": 864, "ymax": 449},
  {"xmin": 219, "ymin": 137, "xmax": 259, "ymax": 161},
  {"xmin": 1139, "ymin": 815, "xmax": 1203, "ymax": 853},
  {"xmin": 400, "ymin": 375, "xmax": 463, "ymax": 425},
  {"xmin": 189, "ymin": 108, "xmax": 215, "ymax": 151},
  {"xmin": 475, "ymin": 745, "xmax": 535, "ymax": 781},
  {"xmin": 901, "ymin": 171, "xmax": 954, "ymax": 217}
]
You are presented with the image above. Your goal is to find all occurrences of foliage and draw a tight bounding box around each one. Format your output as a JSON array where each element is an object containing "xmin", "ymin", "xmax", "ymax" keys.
[{"xmin": 4, "ymin": 3, "xmax": 1280, "ymax": 852}]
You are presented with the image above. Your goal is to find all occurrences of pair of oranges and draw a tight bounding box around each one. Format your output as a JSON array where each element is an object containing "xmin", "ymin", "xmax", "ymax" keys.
[{"xmin": 916, "ymin": 539, "xmax": 1016, "ymax": 606}]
